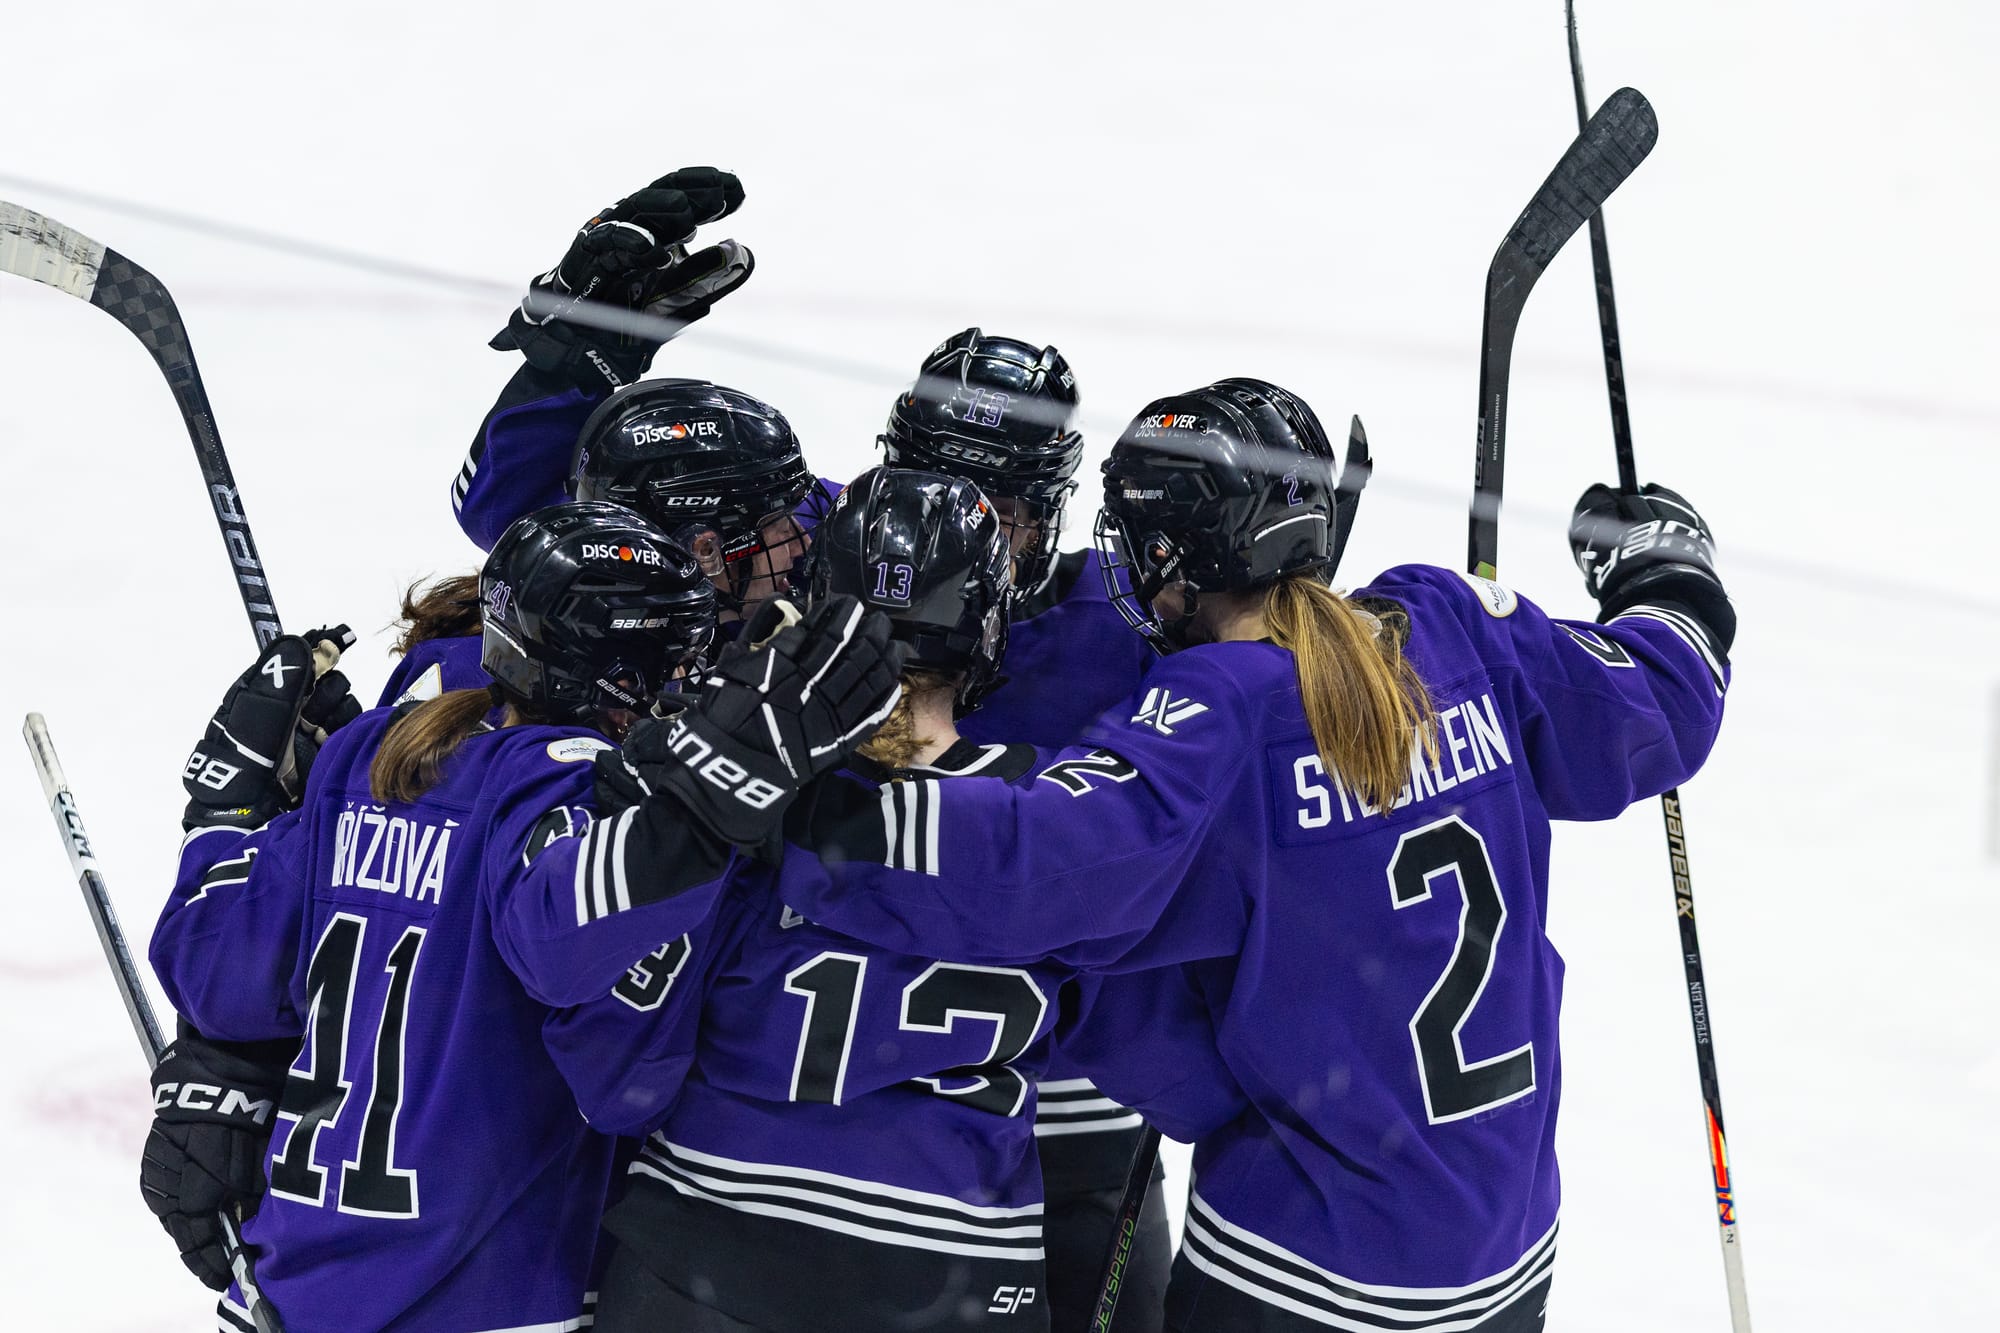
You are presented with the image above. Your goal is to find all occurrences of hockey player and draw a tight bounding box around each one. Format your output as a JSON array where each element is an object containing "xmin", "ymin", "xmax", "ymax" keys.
[
  {"xmin": 143, "ymin": 502, "xmax": 904, "ymax": 1332},
  {"xmin": 879, "ymin": 327, "xmax": 1153, "ymax": 749},
  {"xmin": 585, "ymin": 469, "xmax": 1208, "ymax": 1333},
  {"xmin": 751, "ymin": 378, "xmax": 1736, "ymax": 1331},
  {"xmin": 876, "ymin": 330, "xmax": 1169, "ymax": 1329},
  {"xmin": 391, "ymin": 376, "xmax": 827, "ymax": 710}
]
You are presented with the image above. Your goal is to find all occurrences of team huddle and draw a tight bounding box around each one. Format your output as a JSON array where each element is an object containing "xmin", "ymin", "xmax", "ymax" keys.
[{"xmin": 136, "ymin": 169, "xmax": 1734, "ymax": 1333}]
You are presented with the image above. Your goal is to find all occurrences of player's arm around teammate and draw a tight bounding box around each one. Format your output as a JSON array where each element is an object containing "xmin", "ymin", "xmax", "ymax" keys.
[{"xmin": 764, "ymin": 379, "xmax": 1733, "ymax": 1332}]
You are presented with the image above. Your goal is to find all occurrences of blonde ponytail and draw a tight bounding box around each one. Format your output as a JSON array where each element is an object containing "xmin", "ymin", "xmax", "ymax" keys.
[
  {"xmin": 1265, "ymin": 576, "xmax": 1435, "ymax": 813},
  {"xmin": 369, "ymin": 688, "xmax": 495, "ymax": 803}
]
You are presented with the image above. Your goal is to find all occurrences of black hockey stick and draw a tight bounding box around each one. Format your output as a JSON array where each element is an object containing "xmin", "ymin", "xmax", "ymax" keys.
[
  {"xmin": 0, "ymin": 202, "xmax": 281, "ymax": 648},
  {"xmin": 1088, "ymin": 1124, "xmax": 1162, "ymax": 1332},
  {"xmin": 1468, "ymin": 85, "xmax": 1657, "ymax": 578},
  {"xmin": 1565, "ymin": 8, "xmax": 1751, "ymax": 1327},
  {"xmin": 23, "ymin": 714, "xmax": 286, "ymax": 1333}
]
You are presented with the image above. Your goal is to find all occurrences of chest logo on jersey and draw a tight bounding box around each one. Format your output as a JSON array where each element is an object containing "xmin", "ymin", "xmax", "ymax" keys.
[
  {"xmin": 1131, "ymin": 686, "xmax": 1208, "ymax": 735},
  {"xmin": 331, "ymin": 805, "xmax": 457, "ymax": 904}
]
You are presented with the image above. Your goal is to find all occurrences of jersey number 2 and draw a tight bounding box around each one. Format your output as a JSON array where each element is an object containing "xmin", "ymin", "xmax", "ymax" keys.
[
  {"xmin": 1388, "ymin": 817, "xmax": 1535, "ymax": 1124},
  {"xmin": 268, "ymin": 913, "xmax": 425, "ymax": 1217}
]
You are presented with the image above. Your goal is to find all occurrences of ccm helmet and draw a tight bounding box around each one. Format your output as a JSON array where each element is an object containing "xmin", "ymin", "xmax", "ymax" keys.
[
  {"xmin": 879, "ymin": 328, "xmax": 1082, "ymax": 596},
  {"xmin": 805, "ymin": 466, "xmax": 1014, "ymax": 711},
  {"xmin": 1096, "ymin": 377, "xmax": 1370, "ymax": 652},
  {"xmin": 481, "ymin": 500, "xmax": 717, "ymax": 724},
  {"xmin": 572, "ymin": 378, "xmax": 822, "ymax": 608}
]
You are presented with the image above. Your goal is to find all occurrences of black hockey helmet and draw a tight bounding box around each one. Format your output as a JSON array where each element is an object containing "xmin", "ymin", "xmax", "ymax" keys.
[
  {"xmin": 481, "ymin": 500, "xmax": 718, "ymax": 726},
  {"xmin": 572, "ymin": 378, "xmax": 822, "ymax": 610},
  {"xmin": 1095, "ymin": 377, "xmax": 1371, "ymax": 652},
  {"xmin": 879, "ymin": 328, "xmax": 1083, "ymax": 596},
  {"xmin": 804, "ymin": 466, "xmax": 1014, "ymax": 711}
]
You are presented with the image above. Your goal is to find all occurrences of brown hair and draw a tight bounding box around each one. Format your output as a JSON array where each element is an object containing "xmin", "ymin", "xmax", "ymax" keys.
[
  {"xmin": 1264, "ymin": 576, "xmax": 1435, "ymax": 813},
  {"xmin": 392, "ymin": 574, "xmax": 483, "ymax": 656},
  {"xmin": 369, "ymin": 689, "xmax": 497, "ymax": 804},
  {"xmin": 857, "ymin": 669, "xmax": 958, "ymax": 770}
]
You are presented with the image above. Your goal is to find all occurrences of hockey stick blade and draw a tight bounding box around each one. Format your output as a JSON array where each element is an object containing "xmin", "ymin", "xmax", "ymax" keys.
[
  {"xmin": 22, "ymin": 713, "xmax": 287, "ymax": 1332},
  {"xmin": 1469, "ymin": 86, "xmax": 1657, "ymax": 576},
  {"xmin": 0, "ymin": 201, "xmax": 282, "ymax": 648}
]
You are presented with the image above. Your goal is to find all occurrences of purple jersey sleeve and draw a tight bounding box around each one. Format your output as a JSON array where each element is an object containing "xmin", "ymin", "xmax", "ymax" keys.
[
  {"xmin": 151, "ymin": 816, "xmax": 314, "ymax": 1043},
  {"xmin": 452, "ymin": 364, "xmax": 603, "ymax": 551},
  {"xmin": 1361, "ymin": 564, "xmax": 1728, "ymax": 821},
  {"xmin": 779, "ymin": 647, "xmax": 1262, "ymax": 970},
  {"xmin": 484, "ymin": 735, "xmax": 741, "ymax": 1008}
]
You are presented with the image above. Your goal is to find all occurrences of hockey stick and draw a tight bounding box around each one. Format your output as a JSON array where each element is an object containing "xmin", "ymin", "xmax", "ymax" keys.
[
  {"xmin": 1468, "ymin": 85, "xmax": 1657, "ymax": 578},
  {"xmin": 23, "ymin": 714, "xmax": 286, "ymax": 1333},
  {"xmin": 0, "ymin": 202, "xmax": 281, "ymax": 648},
  {"xmin": 1088, "ymin": 1124, "xmax": 1162, "ymax": 1332},
  {"xmin": 1565, "ymin": 8, "xmax": 1752, "ymax": 1328}
]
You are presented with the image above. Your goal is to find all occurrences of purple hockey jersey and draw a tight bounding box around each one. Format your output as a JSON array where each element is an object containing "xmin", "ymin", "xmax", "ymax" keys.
[
  {"xmin": 152, "ymin": 707, "xmax": 736, "ymax": 1333},
  {"xmin": 960, "ymin": 547, "xmax": 1155, "ymax": 753},
  {"xmin": 600, "ymin": 740, "xmax": 1165, "ymax": 1333},
  {"xmin": 770, "ymin": 565, "xmax": 1729, "ymax": 1329},
  {"xmin": 375, "ymin": 634, "xmax": 485, "ymax": 709},
  {"xmin": 452, "ymin": 366, "xmax": 601, "ymax": 551}
]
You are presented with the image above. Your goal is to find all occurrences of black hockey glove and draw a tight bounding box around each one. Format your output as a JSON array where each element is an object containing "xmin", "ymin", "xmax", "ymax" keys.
[
  {"xmin": 141, "ymin": 1033, "xmax": 292, "ymax": 1291},
  {"xmin": 490, "ymin": 167, "xmax": 753, "ymax": 393},
  {"xmin": 594, "ymin": 596, "xmax": 904, "ymax": 851},
  {"xmin": 184, "ymin": 625, "xmax": 362, "ymax": 830},
  {"xmin": 1570, "ymin": 482, "xmax": 1736, "ymax": 655}
]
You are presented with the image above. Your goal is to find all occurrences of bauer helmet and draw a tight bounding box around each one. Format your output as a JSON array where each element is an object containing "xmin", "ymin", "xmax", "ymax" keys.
[
  {"xmin": 1096, "ymin": 377, "xmax": 1371, "ymax": 652},
  {"xmin": 805, "ymin": 466, "xmax": 1014, "ymax": 711},
  {"xmin": 879, "ymin": 328, "xmax": 1083, "ymax": 597},
  {"xmin": 572, "ymin": 378, "xmax": 823, "ymax": 610},
  {"xmin": 480, "ymin": 500, "xmax": 717, "ymax": 726}
]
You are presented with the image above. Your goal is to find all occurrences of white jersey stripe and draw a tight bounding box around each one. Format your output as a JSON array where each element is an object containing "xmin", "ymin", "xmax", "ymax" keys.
[
  {"xmin": 1033, "ymin": 1112, "xmax": 1144, "ymax": 1137},
  {"xmin": 628, "ymin": 1161, "xmax": 1044, "ymax": 1261},
  {"xmin": 1188, "ymin": 1194, "xmax": 1558, "ymax": 1304},
  {"xmin": 645, "ymin": 1138, "xmax": 1042, "ymax": 1218},
  {"xmin": 607, "ymin": 807, "xmax": 635, "ymax": 915}
]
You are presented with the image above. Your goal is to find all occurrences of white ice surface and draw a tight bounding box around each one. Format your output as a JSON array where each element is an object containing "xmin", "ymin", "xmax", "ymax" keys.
[{"xmin": 1, "ymin": 1, "xmax": 1995, "ymax": 1328}]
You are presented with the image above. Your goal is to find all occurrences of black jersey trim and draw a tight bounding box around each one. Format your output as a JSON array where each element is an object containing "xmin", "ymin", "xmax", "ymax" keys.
[
  {"xmin": 1613, "ymin": 604, "xmax": 1727, "ymax": 694},
  {"xmin": 1180, "ymin": 1194, "xmax": 1557, "ymax": 1327},
  {"xmin": 192, "ymin": 846, "xmax": 259, "ymax": 902},
  {"xmin": 630, "ymin": 1137, "xmax": 1044, "ymax": 1260}
]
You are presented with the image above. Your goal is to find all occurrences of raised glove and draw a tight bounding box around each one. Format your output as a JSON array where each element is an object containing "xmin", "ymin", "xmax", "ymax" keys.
[
  {"xmin": 491, "ymin": 167, "xmax": 752, "ymax": 392},
  {"xmin": 183, "ymin": 625, "xmax": 361, "ymax": 830},
  {"xmin": 1569, "ymin": 482, "xmax": 1735, "ymax": 654},
  {"xmin": 141, "ymin": 1033, "xmax": 291, "ymax": 1291},
  {"xmin": 596, "ymin": 595, "xmax": 903, "ymax": 848}
]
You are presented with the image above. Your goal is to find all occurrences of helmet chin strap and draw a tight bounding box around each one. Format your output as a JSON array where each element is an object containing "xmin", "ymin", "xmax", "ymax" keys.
[{"xmin": 1158, "ymin": 585, "xmax": 1205, "ymax": 649}]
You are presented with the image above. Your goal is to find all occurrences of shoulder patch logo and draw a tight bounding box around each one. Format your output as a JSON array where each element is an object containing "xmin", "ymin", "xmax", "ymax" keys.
[
  {"xmin": 1131, "ymin": 687, "xmax": 1208, "ymax": 735},
  {"xmin": 1455, "ymin": 571, "xmax": 1519, "ymax": 618},
  {"xmin": 547, "ymin": 737, "xmax": 613, "ymax": 764},
  {"xmin": 391, "ymin": 661, "xmax": 445, "ymax": 707}
]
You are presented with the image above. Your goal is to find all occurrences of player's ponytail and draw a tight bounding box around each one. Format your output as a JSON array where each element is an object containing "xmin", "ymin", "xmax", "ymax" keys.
[
  {"xmin": 857, "ymin": 669, "xmax": 958, "ymax": 771},
  {"xmin": 370, "ymin": 689, "xmax": 495, "ymax": 804},
  {"xmin": 392, "ymin": 573, "xmax": 483, "ymax": 655},
  {"xmin": 1265, "ymin": 576, "xmax": 1435, "ymax": 813}
]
